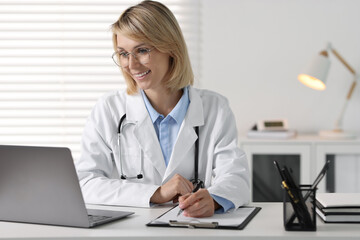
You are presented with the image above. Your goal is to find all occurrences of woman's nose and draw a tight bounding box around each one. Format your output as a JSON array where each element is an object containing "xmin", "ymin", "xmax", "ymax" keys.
[{"xmin": 128, "ymin": 54, "xmax": 140, "ymax": 69}]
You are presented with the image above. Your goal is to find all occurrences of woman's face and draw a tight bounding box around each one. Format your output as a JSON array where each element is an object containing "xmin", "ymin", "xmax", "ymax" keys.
[{"xmin": 116, "ymin": 34, "xmax": 171, "ymax": 93}]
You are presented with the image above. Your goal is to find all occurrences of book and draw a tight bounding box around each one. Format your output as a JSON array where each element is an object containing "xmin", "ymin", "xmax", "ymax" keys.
[
  {"xmin": 316, "ymin": 201, "xmax": 360, "ymax": 214},
  {"xmin": 316, "ymin": 193, "xmax": 360, "ymax": 223},
  {"xmin": 316, "ymin": 193, "xmax": 360, "ymax": 208},
  {"xmin": 247, "ymin": 130, "xmax": 297, "ymax": 139},
  {"xmin": 316, "ymin": 208, "xmax": 360, "ymax": 223}
]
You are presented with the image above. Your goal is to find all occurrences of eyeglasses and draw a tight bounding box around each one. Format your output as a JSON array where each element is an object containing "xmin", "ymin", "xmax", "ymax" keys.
[{"xmin": 112, "ymin": 47, "xmax": 154, "ymax": 68}]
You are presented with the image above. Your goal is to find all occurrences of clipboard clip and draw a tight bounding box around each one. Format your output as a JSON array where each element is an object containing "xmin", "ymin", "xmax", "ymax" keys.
[{"xmin": 169, "ymin": 220, "xmax": 219, "ymax": 229}]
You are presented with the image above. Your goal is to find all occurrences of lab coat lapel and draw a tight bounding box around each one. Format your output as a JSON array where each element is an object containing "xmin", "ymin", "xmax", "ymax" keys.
[
  {"xmin": 163, "ymin": 87, "xmax": 204, "ymax": 182},
  {"xmin": 126, "ymin": 93, "xmax": 166, "ymax": 178}
]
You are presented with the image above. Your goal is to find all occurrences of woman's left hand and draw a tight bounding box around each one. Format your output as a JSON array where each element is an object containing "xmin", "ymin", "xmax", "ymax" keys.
[{"xmin": 178, "ymin": 189, "xmax": 220, "ymax": 218}]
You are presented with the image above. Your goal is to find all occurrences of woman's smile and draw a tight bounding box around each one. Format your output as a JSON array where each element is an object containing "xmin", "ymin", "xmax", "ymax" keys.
[{"xmin": 132, "ymin": 70, "xmax": 151, "ymax": 80}]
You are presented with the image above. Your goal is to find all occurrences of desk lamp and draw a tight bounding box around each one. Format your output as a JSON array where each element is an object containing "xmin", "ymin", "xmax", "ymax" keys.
[{"xmin": 298, "ymin": 42, "xmax": 358, "ymax": 139}]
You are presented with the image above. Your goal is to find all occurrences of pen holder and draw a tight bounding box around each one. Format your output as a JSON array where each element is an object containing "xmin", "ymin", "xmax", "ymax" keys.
[{"xmin": 283, "ymin": 184, "xmax": 316, "ymax": 231}]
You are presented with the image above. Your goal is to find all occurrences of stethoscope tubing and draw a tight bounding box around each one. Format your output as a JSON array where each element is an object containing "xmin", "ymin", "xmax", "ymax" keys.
[
  {"xmin": 117, "ymin": 114, "xmax": 202, "ymax": 187},
  {"xmin": 117, "ymin": 114, "xmax": 144, "ymax": 179}
]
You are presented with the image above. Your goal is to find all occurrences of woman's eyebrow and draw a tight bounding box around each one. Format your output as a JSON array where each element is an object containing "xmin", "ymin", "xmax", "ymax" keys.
[{"xmin": 117, "ymin": 43, "xmax": 147, "ymax": 51}]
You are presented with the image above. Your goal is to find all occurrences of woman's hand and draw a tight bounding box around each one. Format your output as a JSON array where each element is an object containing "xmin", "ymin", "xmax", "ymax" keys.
[
  {"xmin": 178, "ymin": 189, "xmax": 220, "ymax": 218},
  {"xmin": 150, "ymin": 174, "xmax": 193, "ymax": 204}
]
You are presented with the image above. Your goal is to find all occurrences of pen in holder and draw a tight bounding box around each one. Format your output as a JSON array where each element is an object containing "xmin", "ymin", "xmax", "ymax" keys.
[{"xmin": 283, "ymin": 184, "xmax": 316, "ymax": 231}]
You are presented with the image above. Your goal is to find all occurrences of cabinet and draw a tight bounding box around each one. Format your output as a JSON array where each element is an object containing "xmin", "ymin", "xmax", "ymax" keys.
[{"xmin": 239, "ymin": 135, "xmax": 360, "ymax": 202}]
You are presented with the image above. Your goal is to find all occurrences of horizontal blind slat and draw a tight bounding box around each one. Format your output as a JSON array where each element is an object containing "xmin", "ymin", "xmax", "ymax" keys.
[{"xmin": 0, "ymin": 0, "xmax": 200, "ymax": 161}]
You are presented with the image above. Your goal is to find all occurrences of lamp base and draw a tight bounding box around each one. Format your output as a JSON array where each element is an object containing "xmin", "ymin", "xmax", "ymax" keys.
[{"xmin": 318, "ymin": 129, "xmax": 357, "ymax": 139}]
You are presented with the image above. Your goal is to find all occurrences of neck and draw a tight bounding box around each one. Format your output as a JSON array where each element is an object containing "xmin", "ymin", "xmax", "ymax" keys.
[{"xmin": 144, "ymin": 88, "xmax": 183, "ymax": 116}]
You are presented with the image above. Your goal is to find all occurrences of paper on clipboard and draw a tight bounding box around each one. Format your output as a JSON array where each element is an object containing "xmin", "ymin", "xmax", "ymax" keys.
[{"xmin": 151, "ymin": 205, "xmax": 257, "ymax": 227}]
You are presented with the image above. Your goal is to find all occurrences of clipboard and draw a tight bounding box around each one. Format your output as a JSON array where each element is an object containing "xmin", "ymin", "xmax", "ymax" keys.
[{"xmin": 147, "ymin": 205, "xmax": 261, "ymax": 230}]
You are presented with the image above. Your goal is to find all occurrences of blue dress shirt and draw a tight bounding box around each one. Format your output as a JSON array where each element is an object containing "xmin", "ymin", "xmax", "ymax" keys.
[
  {"xmin": 141, "ymin": 88, "xmax": 189, "ymax": 166},
  {"xmin": 141, "ymin": 87, "xmax": 234, "ymax": 213}
]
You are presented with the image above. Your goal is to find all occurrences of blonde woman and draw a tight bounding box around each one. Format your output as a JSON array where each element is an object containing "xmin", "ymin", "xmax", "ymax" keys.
[{"xmin": 76, "ymin": 0, "xmax": 249, "ymax": 218}]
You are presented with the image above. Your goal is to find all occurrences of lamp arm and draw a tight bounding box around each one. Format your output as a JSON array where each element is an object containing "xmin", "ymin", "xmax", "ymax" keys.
[
  {"xmin": 334, "ymin": 74, "xmax": 358, "ymax": 131},
  {"xmin": 346, "ymin": 80, "xmax": 357, "ymax": 100},
  {"xmin": 330, "ymin": 47, "xmax": 357, "ymax": 99},
  {"xmin": 331, "ymin": 48, "xmax": 356, "ymax": 75},
  {"xmin": 329, "ymin": 47, "xmax": 358, "ymax": 131}
]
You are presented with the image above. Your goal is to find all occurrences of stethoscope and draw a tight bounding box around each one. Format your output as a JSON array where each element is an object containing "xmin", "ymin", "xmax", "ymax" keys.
[{"xmin": 117, "ymin": 114, "xmax": 204, "ymax": 189}]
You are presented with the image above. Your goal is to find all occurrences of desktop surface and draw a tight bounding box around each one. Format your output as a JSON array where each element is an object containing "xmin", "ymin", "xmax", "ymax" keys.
[{"xmin": 0, "ymin": 203, "xmax": 359, "ymax": 240}]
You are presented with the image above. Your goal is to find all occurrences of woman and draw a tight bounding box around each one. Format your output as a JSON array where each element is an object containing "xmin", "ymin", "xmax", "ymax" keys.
[{"xmin": 76, "ymin": 0, "xmax": 249, "ymax": 218}]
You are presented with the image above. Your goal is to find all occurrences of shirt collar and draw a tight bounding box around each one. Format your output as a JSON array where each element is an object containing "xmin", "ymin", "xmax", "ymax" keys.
[
  {"xmin": 169, "ymin": 86, "xmax": 189, "ymax": 124},
  {"xmin": 141, "ymin": 90, "xmax": 160, "ymax": 123},
  {"xmin": 140, "ymin": 86, "xmax": 190, "ymax": 124}
]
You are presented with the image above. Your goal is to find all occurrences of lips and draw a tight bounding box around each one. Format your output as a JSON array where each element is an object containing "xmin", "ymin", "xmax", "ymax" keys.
[{"xmin": 133, "ymin": 70, "xmax": 151, "ymax": 78}]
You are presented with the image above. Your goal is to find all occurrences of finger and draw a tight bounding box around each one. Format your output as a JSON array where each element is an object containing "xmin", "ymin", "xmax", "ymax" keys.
[
  {"xmin": 179, "ymin": 192, "xmax": 191, "ymax": 200},
  {"xmin": 181, "ymin": 177, "xmax": 194, "ymax": 193},
  {"xmin": 182, "ymin": 189, "xmax": 214, "ymax": 211},
  {"xmin": 178, "ymin": 193, "xmax": 191, "ymax": 205},
  {"xmin": 183, "ymin": 196, "xmax": 208, "ymax": 213},
  {"xmin": 173, "ymin": 174, "xmax": 192, "ymax": 194},
  {"xmin": 183, "ymin": 193, "xmax": 215, "ymax": 218},
  {"xmin": 184, "ymin": 205, "xmax": 207, "ymax": 218},
  {"xmin": 184, "ymin": 188, "xmax": 208, "ymax": 204},
  {"xmin": 179, "ymin": 180, "xmax": 193, "ymax": 195},
  {"xmin": 186, "ymin": 178, "xmax": 194, "ymax": 191},
  {"xmin": 184, "ymin": 202, "xmax": 213, "ymax": 218},
  {"xmin": 179, "ymin": 191, "xmax": 203, "ymax": 209}
]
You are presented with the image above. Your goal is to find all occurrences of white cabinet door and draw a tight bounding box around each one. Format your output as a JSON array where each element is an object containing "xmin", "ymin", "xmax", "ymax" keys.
[{"xmin": 315, "ymin": 144, "xmax": 360, "ymax": 193}]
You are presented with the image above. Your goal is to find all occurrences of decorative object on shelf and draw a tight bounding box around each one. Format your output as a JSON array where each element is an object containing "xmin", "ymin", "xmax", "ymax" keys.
[
  {"xmin": 298, "ymin": 42, "xmax": 359, "ymax": 139},
  {"xmin": 247, "ymin": 119, "xmax": 296, "ymax": 139},
  {"xmin": 255, "ymin": 119, "xmax": 288, "ymax": 131}
]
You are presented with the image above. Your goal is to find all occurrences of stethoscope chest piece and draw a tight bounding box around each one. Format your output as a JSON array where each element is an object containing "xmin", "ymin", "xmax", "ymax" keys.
[{"xmin": 120, "ymin": 173, "xmax": 143, "ymax": 180}]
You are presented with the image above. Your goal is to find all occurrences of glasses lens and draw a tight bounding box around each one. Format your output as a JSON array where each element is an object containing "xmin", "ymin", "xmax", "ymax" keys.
[
  {"xmin": 136, "ymin": 49, "xmax": 150, "ymax": 65},
  {"xmin": 112, "ymin": 48, "xmax": 151, "ymax": 68},
  {"xmin": 112, "ymin": 52, "xmax": 122, "ymax": 67},
  {"xmin": 119, "ymin": 54, "xmax": 129, "ymax": 67}
]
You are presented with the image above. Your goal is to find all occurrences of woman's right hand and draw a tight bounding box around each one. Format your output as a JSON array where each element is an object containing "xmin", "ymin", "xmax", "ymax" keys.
[{"xmin": 150, "ymin": 174, "xmax": 193, "ymax": 204}]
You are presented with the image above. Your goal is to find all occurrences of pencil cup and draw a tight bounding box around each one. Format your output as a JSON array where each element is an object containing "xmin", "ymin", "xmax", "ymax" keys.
[{"xmin": 283, "ymin": 184, "xmax": 316, "ymax": 231}]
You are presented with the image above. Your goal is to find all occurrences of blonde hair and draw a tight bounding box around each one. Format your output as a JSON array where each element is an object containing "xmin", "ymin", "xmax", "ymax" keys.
[{"xmin": 111, "ymin": 0, "xmax": 194, "ymax": 95}]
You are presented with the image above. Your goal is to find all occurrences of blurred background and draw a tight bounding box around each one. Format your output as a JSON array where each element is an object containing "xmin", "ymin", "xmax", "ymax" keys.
[{"xmin": 0, "ymin": 0, "xmax": 359, "ymax": 161}]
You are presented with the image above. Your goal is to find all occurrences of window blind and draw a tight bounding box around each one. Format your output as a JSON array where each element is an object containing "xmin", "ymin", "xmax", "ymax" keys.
[{"xmin": 0, "ymin": 0, "xmax": 201, "ymax": 161}]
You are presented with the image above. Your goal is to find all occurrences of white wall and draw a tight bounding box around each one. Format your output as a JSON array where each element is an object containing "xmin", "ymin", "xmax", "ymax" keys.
[{"xmin": 200, "ymin": 0, "xmax": 360, "ymax": 136}]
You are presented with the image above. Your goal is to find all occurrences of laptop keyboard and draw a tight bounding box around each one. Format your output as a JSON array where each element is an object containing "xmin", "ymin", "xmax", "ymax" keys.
[{"xmin": 88, "ymin": 215, "xmax": 112, "ymax": 223}]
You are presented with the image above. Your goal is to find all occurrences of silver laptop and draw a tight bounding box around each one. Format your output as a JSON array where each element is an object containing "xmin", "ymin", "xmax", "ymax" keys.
[{"xmin": 0, "ymin": 145, "xmax": 134, "ymax": 228}]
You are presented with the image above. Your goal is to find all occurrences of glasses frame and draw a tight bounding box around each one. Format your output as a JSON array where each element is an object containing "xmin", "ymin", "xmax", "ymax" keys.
[{"xmin": 112, "ymin": 47, "xmax": 155, "ymax": 68}]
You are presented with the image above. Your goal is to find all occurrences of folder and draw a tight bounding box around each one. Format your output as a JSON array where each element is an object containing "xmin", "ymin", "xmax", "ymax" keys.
[{"xmin": 147, "ymin": 205, "xmax": 261, "ymax": 230}]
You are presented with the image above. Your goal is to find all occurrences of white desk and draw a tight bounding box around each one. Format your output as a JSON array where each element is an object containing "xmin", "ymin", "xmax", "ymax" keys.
[{"xmin": 1, "ymin": 203, "xmax": 359, "ymax": 240}]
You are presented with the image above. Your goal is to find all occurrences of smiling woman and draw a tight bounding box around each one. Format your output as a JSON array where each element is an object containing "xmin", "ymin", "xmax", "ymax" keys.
[
  {"xmin": 111, "ymin": 1, "xmax": 194, "ymax": 96},
  {"xmin": 75, "ymin": 0, "xmax": 250, "ymax": 218},
  {"xmin": 114, "ymin": 34, "xmax": 173, "ymax": 95},
  {"xmin": 0, "ymin": 0, "xmax": 201, "ymax": 161}
]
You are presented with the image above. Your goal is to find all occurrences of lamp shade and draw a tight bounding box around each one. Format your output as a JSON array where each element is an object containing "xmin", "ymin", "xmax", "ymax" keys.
[{"xmin": 298, "ymin": 53, "xmax": 331, "ymax": 90}]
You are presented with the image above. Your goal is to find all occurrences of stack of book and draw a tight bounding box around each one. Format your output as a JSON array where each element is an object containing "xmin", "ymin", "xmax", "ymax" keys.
[
  {"xmin": 316, "ymin": 193, "xmax": 360, "ymax": 223},
  {"xmin": 247, "ymin": 129, "xmax": 296, "ymax": 139}
]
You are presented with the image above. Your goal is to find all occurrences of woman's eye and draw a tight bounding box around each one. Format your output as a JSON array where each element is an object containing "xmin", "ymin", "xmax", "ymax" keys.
[
  {"xmin": 119, "ymin": 52, "xmax": 128, "ymax": 57},
  {"xmin": 137, "ymin": 48, "xmax": 149, "ymax": 55}
]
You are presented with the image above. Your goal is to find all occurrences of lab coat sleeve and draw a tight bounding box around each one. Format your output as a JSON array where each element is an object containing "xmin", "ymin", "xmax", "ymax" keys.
[
  {"xmin": 75, "ymin": 98, "xmax": 159, "ymax": 207},
  {"xmin": 206, "ymin": 99, "xmax": 250, "ymax": 209}
]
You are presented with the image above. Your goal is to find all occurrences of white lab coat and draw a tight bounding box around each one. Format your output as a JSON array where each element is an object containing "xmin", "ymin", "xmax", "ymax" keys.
[{"xmin": 76, "ymin": 86, "xmax": 250, "ymax": 208}]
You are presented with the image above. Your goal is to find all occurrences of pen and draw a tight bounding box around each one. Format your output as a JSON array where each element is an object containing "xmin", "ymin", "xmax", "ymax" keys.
[
  {"xmin": 177, "ymin": 183, "xmax": 202, "ymax": 217},
  {"xmin": 282, "ymin": 181, "xmax": 299, "ymax": 203},
  {"xmin": 287, "ymin": 160, "xmax": 330, "ymax": 224}
]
